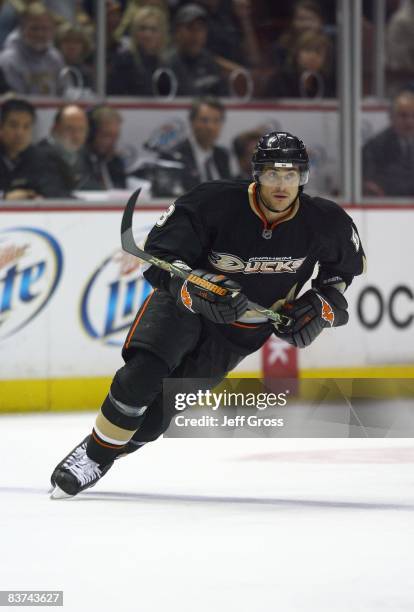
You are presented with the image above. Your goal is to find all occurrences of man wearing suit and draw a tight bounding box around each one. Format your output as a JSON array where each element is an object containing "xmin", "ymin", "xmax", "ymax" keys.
[
  {"xmin": 85, "ymin": 105, "xmax": 126, "ymax": 190},
  {"xmin": 159, "ymin": 96, "xmax": 232, "ymax": 195},
  {"xmin": 35, "ymin": 104, "xmax": 90, "ymax": 198},
  {"xmin": 363, "ymin": 88, "xmax": 414, "ymax": 197}
]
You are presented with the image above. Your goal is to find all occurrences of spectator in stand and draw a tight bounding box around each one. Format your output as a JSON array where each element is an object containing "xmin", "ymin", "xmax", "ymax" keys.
[
  {"xmin": 362, "ymin": 88, "xmax": 414, "ymax": 197},
  {"xmin": 193, "ymin": 0, "xmax": 261, "ymax": 68},
  {"xmin": 0, "ymin": 98, "xmax": 47, "ymax": 200},
  {"xmin": 232, "ymin": 129, "xmax": 263, "ymax": 180},
  {"xmin": 0, "ymin": 0, "xmax": 84, "ymax": 48},
  {"xmin": 0, "ymin": 3, "xmax": 65, "ymax": 96},
  {"xmin": 113, "ymin": 0, "xmax": 170, "ymax": 41},
  {"xmin": 108, "ymin": 6, "xmax": 169, "ymax": 96},
  {"xmin": 159, "ymin": 96, "xmax": 231, "ymax": 194},
  {"xmin": 85, "ymin": 105, "xmax": 126, "ymax": 189},
  {"xmin": 55, "ymin": 23, "xmax": 94, "ymax": 91},
  {"xmin": 265, "ymin": 30, "xmax": 335, "ymax": 98},
  {"xmin": 164, "ymin": 4, "xmax": 228, "ymax": 97},
  {"xmin": 271, "ymin": 0, "xmax": 324, "ymax": 70},
  {"xmin": 0, "ymin": 0, "xmax": 18, "ymax": 48},
  {"xmin": 0, "ymin": 65, "xmax": 11, "ymax": 94},
  {"xmin": 105, "ymin": 0, "xmax": 127, "ymax": 78},
  {"xmin": 35, "ymin": 104, "xmax": 90, "ymax": 197},
  {"xmin": 386, "ymin": 0, "xmax": 414, "ymax": 95}
]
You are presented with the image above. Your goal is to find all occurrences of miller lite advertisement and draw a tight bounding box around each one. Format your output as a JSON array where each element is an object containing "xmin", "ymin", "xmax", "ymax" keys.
[{"xmin": 0, "ymin": 226, "xmax": 63, "ymax": 341}]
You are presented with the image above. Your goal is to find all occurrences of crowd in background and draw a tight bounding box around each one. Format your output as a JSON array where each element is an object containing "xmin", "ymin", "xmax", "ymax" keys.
[
  {"xmin": 1, "ymin": 0, "xmax": 414, "ymax": 199},
  {"xmin": 0, "ymin": 0, "xmax": 410, "ymax": 100},
  {"xmin": 0, "ymin": 0, "xmax": 342, "ymax": 99},
  {"xmin": 0, "ymin": 94, "xmax": 271, "ymax": 199},
  {"xmin": 0, "ymin": 97, "xmax": 127, "ymax": 198}
]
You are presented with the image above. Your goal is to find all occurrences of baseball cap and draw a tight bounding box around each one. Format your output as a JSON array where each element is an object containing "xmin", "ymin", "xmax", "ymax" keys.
[{"xmin": 174, "ymin": 4, "xmax": 208, "ymax": 26}]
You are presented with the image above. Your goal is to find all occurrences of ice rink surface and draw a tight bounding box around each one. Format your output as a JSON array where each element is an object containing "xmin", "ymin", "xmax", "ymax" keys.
[{"xmin": 1, "ymin": 412, "xmax": 414, "ymax": 612}]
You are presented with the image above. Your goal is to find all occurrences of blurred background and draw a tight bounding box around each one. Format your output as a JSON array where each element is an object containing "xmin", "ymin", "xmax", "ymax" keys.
[{"xmin": 0, "ymin": 0, "xmax": 413, "ymax": 413}]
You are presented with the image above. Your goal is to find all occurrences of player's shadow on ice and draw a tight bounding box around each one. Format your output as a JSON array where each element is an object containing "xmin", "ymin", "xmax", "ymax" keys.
[
  {"xmin": 1, "ymin": 487, "xmax": 413, "ymax": 511},
  {"xmin": 78, "ymin": 490, "xmax": 414, "ymax": 511}
]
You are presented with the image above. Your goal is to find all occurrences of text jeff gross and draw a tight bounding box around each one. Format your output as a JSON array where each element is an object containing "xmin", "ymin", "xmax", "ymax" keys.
[{"xmin": 175, "ymin": 415, "xmax": 285, "ymax": 428}]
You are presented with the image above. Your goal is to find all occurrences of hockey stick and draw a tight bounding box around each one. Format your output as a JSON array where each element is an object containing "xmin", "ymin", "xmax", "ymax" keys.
[{"xmin": 121, "ymin": 189, "xmax": 291, "ymax": 327}]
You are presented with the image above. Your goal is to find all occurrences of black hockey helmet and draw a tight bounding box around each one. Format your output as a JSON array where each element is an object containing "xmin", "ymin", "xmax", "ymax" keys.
[{"xmin": 252, "ymin": 132, "xmax": 310, "ymax": 186}]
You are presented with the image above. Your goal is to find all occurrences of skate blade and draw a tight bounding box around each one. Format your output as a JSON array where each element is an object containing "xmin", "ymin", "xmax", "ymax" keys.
[{"xmin": 50, "ymin": 485, "xmax": 74, "ymax": 500}]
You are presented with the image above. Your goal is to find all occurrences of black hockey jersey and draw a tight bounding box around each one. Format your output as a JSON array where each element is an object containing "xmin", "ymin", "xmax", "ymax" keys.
[{"xmin": 143, "ymin": 180, "xmax": 366, "ymax": 319}]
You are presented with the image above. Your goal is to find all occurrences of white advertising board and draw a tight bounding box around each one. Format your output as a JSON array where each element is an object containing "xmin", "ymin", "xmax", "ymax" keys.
[
  {"xmin": 0, "ymin": 210, "xmax": 156, "ymax": 379},
  {"xmin": 0, "ymin": 207, "xmax": 413, "ymax": 383},
  {"xmin": 302, "ymin": 209, "xmax": 414, "ymax": 368}
]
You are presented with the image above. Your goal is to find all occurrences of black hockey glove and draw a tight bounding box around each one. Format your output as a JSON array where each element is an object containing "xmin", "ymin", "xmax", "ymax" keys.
[
  {"xmin": 169, "ymin": 269, "xmax": 248, "ymax": 324},
  {"xmin": 274, "ymin": 286, "xmax": 349, "ymax": 348}
]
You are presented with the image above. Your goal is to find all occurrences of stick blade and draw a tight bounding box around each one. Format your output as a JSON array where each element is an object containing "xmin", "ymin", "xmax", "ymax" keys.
[{"xmin": 121, "ymin": 188, "xmax": 141, "ymax": 256}]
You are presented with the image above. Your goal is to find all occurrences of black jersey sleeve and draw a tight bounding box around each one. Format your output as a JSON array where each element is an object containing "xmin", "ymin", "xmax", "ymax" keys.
[
  {"xmin": 142, "ymin": 184, "xmax": 213, "ymax": 290},
  {"xmin": 313, "ymin": 205, "xmax": 366, "ymax": 291}
]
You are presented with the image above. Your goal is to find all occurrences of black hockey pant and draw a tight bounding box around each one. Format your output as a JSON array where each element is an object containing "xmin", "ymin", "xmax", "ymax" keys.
[{"xmin": 109, "ymin": 289, "xmax": 272, "ymax": 443}]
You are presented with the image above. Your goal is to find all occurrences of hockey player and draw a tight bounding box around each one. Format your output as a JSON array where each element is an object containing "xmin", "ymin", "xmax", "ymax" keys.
[{"xmin": 50, "ymin": 132, "xmax": 366, "ymax": 498}]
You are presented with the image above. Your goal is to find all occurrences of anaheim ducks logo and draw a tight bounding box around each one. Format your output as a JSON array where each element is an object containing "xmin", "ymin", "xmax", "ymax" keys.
[
  {"xmin": 180, "ymin": 280, "xmax": 195, "ymax": 312},
  {"xmin": 209, "ymin": 250, "xmax": 306, "ymax": 274},
  {"xmin": 208, "ymin": 251, "xmax": 245, "ymax": 272},
  {"xmin": 318, "ymin": 294, "xmax": 335, "ymax": 326}
]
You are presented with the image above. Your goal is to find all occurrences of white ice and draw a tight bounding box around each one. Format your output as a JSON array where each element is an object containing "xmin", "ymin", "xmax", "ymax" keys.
[{"xmin": 1, "ymin": 412, "xmax": 414, "ymax": 612}]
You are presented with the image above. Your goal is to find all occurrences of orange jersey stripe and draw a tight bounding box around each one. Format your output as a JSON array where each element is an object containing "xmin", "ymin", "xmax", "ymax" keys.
[
  {"xmin": 231, "ymin": 321, "xmax": 261, "ymax": 329},
  {"xmin": 125, "ymin": 289, "xmax": 156, "ymax": 349}
]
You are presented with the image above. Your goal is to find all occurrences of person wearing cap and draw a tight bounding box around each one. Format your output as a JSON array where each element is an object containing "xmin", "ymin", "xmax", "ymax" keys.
[{"xmin": 163, "ymin": 3, "xmax": 228, "ymax": 97}]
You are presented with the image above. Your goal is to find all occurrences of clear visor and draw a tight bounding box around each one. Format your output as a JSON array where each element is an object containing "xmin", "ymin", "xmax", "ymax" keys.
[{"xmin": 254, "ymin": 162, "xmax": 309, "ymax": 187}]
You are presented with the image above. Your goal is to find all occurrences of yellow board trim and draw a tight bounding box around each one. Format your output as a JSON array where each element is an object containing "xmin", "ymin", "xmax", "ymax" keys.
[
  {"xmin": 300, "ymin": 365, "xmax": 414, "ymax": 378},
  {"xmin": 1, "ymin": 365, "xmax": 414, "ymax": 413},
  {"xmin": 0, "ymin": 377, "xmax": 112, "ymax": 413}
]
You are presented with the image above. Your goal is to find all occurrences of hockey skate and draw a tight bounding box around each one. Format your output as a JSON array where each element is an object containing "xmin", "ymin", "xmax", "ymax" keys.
[
  {"xmin": 50, "ymin": 435, "xmax": 145, "ymax": 499},
  {"xmin": 50, "ymin": 436, "xmax": 115, "ymax": 499}
]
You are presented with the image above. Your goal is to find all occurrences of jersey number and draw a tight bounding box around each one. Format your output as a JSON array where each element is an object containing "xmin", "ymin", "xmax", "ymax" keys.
[{"xmin": 156, "ymin": 204, "xmax": 175, "ymax": 227}]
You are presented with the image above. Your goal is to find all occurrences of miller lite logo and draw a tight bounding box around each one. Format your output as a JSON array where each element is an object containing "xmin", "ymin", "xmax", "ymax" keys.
[
  {"xmin": 318, "ymin": 294, "xmax": 335, "ymax": 326},
  {"xmin": 80, "ymin": 229, "xmax": 153, "ymax": 346},
  {"xmin": 0, "ymin": 227, "xmax": 63, "ymax": 340}
]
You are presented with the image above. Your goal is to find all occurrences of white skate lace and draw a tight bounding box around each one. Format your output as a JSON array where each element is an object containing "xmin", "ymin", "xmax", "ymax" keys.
[
  {"xmin": 63, "ymin": 442, "xmax": 87, "ymax": 469},
  {"xmin": 63, "ymin": 446, "xmax": 102, "ymax": 486}
]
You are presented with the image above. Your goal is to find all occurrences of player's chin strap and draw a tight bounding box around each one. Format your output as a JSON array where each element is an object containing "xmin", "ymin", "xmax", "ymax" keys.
[{"xmin": 257, "ymin": 185, "xmax": 300, "ymax": 214}]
